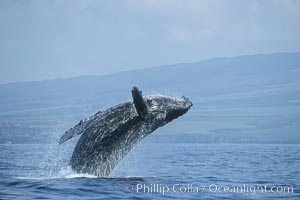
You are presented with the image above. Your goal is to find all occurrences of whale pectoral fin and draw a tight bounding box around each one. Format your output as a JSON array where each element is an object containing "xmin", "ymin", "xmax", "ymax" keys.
[
  {"xmin": 131, "ymin": 86, "xmax": 149, "ymax": 119},
  {"xmin": 59, "ymin": 112, "xmax": 100, "ymax": 144},
  {"xmin": 59, "ymin": 127, "xmax": 80, "ymax": 144},
  {"xmin": 59, "ymin": 120, "xmax": 89, "ymax": 144}
]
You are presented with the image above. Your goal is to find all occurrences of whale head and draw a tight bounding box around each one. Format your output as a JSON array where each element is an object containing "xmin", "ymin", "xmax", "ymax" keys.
[{"xmin": 146, "ymin": 95, "xmax": 192, "ymax": 123}]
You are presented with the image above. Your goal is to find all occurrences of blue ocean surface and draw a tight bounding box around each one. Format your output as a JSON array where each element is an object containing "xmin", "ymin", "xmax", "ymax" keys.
[{"xmin": 0, "ymin": 141, "xmax": 299, "ymax": 200}]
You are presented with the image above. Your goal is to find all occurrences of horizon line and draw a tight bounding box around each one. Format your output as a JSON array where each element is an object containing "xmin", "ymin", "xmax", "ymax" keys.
[{"xmin": 1, "ymin": 51, "xmax": 299, "ymax": 86}]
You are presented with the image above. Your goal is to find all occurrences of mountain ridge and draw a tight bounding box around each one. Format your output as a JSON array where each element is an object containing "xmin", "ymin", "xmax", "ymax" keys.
[{"xmin": 1, "ymin": 51, "xmax": 299, "ymax": 86}]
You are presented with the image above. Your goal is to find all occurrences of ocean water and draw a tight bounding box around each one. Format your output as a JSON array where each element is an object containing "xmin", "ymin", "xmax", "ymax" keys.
[{"xmin": 0, "ymin": 141, "xmax": 299, "ymax": 200}]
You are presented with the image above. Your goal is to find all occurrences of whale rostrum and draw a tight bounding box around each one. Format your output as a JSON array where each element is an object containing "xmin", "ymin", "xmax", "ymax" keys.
[{"xmin": 59, "ymin": 86, "xmax": 192, "ymax": 177}]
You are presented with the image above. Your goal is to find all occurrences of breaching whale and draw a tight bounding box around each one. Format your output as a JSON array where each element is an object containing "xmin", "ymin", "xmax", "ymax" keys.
[{"xmin": 59, "ymin": 86, "xmax": 192, "ymax": 177}]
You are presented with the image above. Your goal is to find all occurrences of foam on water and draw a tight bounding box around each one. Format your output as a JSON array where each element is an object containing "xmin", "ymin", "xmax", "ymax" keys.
[
  {"xmin": 58, "ymin": 166, "xmax": 98, "ymax": 179},
  {"xmin": 15, "ymin": 166, "xmax": 98, "ymax": 180}
]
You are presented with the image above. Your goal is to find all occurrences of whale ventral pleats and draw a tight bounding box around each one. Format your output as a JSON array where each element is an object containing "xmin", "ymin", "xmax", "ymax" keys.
[{"xmin": 131, "ymin": 86, "xmax": 149, "ymax": 119}]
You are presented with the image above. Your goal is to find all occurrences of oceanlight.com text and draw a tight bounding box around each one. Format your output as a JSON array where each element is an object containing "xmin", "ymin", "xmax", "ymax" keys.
[{"xmin": 134, "ymin": 183, "xmax": 294, "ymax": 196}]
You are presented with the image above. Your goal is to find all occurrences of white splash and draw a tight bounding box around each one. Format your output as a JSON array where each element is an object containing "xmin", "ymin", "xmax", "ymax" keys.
[{"xmin": 58, "ymin": 166, "xmax": 97, "ymax": 179}]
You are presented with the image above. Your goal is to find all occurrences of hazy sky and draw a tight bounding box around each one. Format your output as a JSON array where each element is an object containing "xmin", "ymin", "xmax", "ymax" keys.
[{"xmin": 0, "ymin": 0, "xmax": 300, "ymax": 83}]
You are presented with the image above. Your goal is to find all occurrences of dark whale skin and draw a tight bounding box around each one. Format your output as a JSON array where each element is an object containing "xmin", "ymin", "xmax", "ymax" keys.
[{"xmin": 60, "ymin": 88, "xmax": 192, "ymax": 177}]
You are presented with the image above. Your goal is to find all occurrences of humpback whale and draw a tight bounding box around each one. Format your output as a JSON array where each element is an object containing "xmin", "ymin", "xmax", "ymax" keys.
[{"xmin": 59, "ymin": 86, "xmax": 192, "ymax": 177}]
